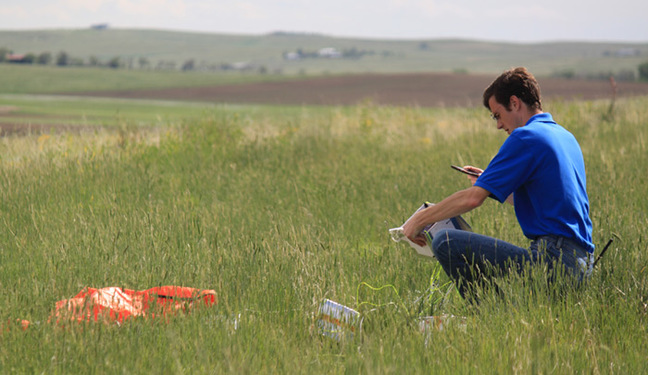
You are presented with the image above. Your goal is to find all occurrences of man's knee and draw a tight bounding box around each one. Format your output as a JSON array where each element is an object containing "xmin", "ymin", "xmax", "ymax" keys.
[{"xmin": 430, "ymin": 229, "xmax": 454, "ymax": 259}]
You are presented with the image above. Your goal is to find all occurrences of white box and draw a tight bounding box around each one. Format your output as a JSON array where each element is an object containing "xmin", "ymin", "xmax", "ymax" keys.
[{"xmin": 315, "ymin": 299, "xmax": 361, "ymax": 342}]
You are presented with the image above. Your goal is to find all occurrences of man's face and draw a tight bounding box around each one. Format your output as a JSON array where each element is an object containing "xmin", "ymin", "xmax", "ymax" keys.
[{"xmin": 488, "ymin": 96, "xmax": 522, "ymax": 135}]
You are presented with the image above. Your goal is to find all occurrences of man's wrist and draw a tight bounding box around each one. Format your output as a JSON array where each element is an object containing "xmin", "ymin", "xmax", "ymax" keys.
[{"xmin": 413, "ymin": 211, "xmax": 429, "ymax": 233}]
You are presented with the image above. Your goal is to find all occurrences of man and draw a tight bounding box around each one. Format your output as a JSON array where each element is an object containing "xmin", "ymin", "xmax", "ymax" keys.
[{"xmin": 403, "ymin": 67, "xmax": 594, "ymax": 298}]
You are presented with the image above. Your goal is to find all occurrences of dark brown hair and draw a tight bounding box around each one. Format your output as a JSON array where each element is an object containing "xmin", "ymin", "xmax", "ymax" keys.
[{"xmin": 483, "ymin": 67, "xmax": 542, "ymax": 111}]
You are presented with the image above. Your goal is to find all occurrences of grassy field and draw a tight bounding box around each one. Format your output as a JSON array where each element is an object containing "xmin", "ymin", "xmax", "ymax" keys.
[
  {"xmin": 0, "ymin": 93, "xmax": 647, "ymax": 373},
  {"xmin": 1, "ymin": 28, "xmax": 647, "ymax": 76},
  {"xmin": 0, "ymin": 64, "xmax": 294, "ymax": 95}
]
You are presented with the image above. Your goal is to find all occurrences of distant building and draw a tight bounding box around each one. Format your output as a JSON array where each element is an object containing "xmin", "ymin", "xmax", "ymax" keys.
[
  {"xmin": 616, "ymin": 48, "xmax": 640, "ymax": 57},
  {"xmin": 6, "ymin": 54, "xmax": 27, "ymax": 63},
  {"xmin": 284, "ymin": 52, "xmax": 301, "ymax": 61},
  {"xmin": 318, "ymin": 48, "xmax": 342, "ymax": 59},
  {"xmin": 603, "ymin": 48, "xmax": 641, "ymax": 57},
  {"xmin": 90, "ymin": 23, "xmax": 109, "ymax": 30},
  {"xmin": 225, "ymin": 61, "xmax": 253, "ymax": 71}
]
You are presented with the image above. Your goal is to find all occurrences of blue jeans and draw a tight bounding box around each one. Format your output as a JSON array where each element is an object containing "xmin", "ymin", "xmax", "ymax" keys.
[{"xmin": 430, "ymin": 229, "xmax": 594, "ymax": 299}]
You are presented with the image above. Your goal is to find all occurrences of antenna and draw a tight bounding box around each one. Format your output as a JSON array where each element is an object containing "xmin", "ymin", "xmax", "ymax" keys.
[{"xmin": 593, "ymin": 238, "xmax": 613, "ymax": 269}]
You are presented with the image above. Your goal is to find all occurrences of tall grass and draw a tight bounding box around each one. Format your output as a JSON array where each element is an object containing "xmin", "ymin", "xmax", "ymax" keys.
[{"xmin": 0, "ymin": 97, "xmax": 647, "ymax": 373}]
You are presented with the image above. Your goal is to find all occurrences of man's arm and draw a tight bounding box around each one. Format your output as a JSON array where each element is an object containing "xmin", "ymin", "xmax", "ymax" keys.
[
  {"xmin": 464, "ymin": 165, "xmax": 514, "ymax": 205},
  {"xmin": 402, "ymin": 186, "xmax": 491, "ymax": 246}
]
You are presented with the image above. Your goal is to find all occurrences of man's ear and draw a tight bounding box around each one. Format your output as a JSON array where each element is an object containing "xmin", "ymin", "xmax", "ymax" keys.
[{"xmin": 509, "ymin": 95, "xmax": 521, "ymax": 111}]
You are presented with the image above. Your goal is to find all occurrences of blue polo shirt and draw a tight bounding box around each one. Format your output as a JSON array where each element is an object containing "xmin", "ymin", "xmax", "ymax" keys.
[{"xmin": 475, "ymin": 113, "xmax": 594, "ymax": 253}]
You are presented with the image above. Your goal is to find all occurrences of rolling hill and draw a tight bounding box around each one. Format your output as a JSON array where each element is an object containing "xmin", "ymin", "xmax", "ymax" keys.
[{"xmin": 1, "ymin": 28, "xmax": 647, "ymax": 77}]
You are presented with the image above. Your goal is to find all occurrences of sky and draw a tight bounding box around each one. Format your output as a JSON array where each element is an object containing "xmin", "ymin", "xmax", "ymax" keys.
[{"xmin": 1, "ymin": 0, "xmax": 647, "ymax": 43}]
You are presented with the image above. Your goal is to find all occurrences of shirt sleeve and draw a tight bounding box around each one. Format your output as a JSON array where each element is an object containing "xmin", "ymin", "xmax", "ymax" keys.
[{"xmin": 474, "ymin": 131, "xmax": 538, "ymax": 203}]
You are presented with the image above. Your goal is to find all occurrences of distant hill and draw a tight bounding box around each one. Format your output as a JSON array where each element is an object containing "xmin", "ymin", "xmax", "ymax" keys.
[{"xmin": 1, "ymin": 28, "xmax": 647, "ymax": 77}]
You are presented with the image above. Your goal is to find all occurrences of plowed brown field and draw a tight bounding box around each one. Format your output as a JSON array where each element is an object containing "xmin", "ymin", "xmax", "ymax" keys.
[
  {"xmin": 76, "ymin": 73, "xmax": 648, "ymax": 108},
  {"xmin": 4, "ymin": 73, "xmax": 648, "ymax": 136}
]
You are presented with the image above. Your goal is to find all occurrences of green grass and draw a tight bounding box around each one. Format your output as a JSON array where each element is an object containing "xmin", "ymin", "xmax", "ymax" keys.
[
  {"xmin": 0, "ymin": 93, "xmax": 323, "ymax": 130},
  {"xmin": 0, "ymin": 64, "xmax": 294, "ymax": 95},
  {"xmin": 0, "ymin": 95, "xmax": 647, "ymax": 373}
]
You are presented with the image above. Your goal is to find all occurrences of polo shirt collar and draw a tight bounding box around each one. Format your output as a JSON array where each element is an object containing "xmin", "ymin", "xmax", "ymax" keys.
[{"xmin": 526, "ymin": 112, "xmax": 554, "ymax": 125}]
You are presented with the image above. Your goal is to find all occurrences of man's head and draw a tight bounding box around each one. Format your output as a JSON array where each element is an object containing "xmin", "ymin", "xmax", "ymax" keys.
[
  {"xmin": 483, "ymin": 67, "xmax": 542, "ymax": 111},
  {"xmin": 483, "ymin": 67, "xmax": 543, "ymax": 134}
]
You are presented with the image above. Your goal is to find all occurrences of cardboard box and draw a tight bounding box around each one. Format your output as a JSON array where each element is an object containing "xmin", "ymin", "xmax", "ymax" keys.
[{"xmin": 315, "ymin": 299, "xmax": 361, "ymax": 342}]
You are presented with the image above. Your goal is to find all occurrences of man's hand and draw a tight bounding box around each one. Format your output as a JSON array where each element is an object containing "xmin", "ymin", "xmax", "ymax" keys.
[
  {"xmin": 463, "ymin": 165, "xmax": 483, "ymax": 185},
  {"xmin": 399, "ymin": 186, "xmax": 491, "ymax": 248},
  {"xmin": 402, "ymin": 211, "xmax": 427, "ymax": 247}
]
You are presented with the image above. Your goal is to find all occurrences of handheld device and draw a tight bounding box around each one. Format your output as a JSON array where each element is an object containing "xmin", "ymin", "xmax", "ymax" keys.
[{"xmin": 451, "ymin": 165, "xmax": 481, "ymax": 177}]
